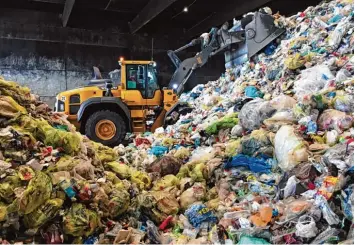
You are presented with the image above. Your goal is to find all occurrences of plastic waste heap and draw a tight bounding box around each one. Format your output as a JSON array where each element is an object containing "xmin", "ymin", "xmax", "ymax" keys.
[{"xmin": 0, "ymin": 0, "xmax": 354, "ymax": 244}]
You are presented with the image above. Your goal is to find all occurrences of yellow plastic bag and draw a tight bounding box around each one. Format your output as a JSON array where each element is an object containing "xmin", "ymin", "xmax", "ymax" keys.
[
  {"xmin": 176, "ymin": 161, "xmax": 207, "ymax": 181},
  {"xmin": 206, "ymin": 198, "xmax": 220, "ymax": 210},
  {"xmin": 130, "ymin": 170, "xmax": 151, "ymax": 190},
  {"xmin": 47, "ymin": 155, "xmax": 81, "ymax": 172},
  {"xmin": 63, "ymin": 203, "xmax": 99, "ymax": 237},
  {"xmin": 153, "ymin": 175, "xmax": 180, "ymax": 191},
  {"xmin": 0, "ymin": 95, "xmax": 27, "ymax": 118},
  {"xmin": 18, "ymin": 172, "xmax": 52, "ymax": 214},
  {"xmin": 173, "ymin": 147, "xmax": 190, "ymax": 159},
  {"xmin": 225, "ymin": 140, "xmax": 241, "ymax": 157},
  {"xmin": 0, "ymin": 174, "xmax": 22, "ymax": 204},
  {"xmin": 35, "ymin": 118, "xmax": 81, "ymax": 154},
  {"xmin": 93, "ymin": 142, "xmax": 118, "ymax": 163},
  {"xmin": 153, "ymin": 191, "xmax": 179, "ymax": 215},
  {"xmin": 285, "ymin": 53, "xmax": 313, "ymax": 70},
  {"xmin": 23, "ymin": 198, "xmax": 63, "ymax": 229},
  {"xmin": 108, "ymin": 189, "xmax": 130, "ymax": 218},
  {"xmin": 106, "ymin": 162, "xmax": 131, "ymax": 179},
  {"xmin": 0, "ymin": 77, "xmax": 32, "ymax": 105},
  {"xmin": 0, "ymin": 202, "xmax": 7, "ymax": 222}
]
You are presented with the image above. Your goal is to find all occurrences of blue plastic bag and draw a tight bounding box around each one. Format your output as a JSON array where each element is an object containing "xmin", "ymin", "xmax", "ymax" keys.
[
  {"xmin": 245, "ymin": 86, "xmax": 264, "ymax": 98},
  {"xmin": 185, "ymin": 204, "xmax": 217, "ymax": 228},
  {"xmin": 224, "ymin": 154, "xmax": 272, "ymax": 173},
  {"xmin": 307, "ymin": 121, "xmax": 317, "ymax": 134},
  {"xmin": 149, "ymin": 146, "xmax": 168, "ymax": 156}
]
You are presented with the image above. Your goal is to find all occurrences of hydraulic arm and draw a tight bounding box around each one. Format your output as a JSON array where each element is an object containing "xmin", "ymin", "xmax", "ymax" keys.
[{"xmin": 167, "ymin": 11, "xmax": 285, "ymax": 96}]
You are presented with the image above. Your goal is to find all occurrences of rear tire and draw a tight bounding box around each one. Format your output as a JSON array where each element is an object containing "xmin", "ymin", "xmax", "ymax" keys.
[{"xmin": 85, "ymin": 110, "xmax": 126, "ymax": 146}]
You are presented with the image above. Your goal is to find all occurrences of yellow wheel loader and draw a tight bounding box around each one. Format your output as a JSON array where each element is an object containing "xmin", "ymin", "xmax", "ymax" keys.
[{"xmin": 55, "ymin": 11, "xmax": 284, "ymax": 146}]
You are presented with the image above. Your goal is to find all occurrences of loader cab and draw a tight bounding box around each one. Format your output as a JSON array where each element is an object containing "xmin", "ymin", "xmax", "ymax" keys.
[{"xmin": 120, "ymin": 60, "xmax": 161, "ymax": 101}]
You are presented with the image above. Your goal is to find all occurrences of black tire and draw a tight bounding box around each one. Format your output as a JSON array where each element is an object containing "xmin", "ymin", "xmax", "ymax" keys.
[{"xmin": 85, "ymin": 110, "xmax": 126, "ymax": 146}]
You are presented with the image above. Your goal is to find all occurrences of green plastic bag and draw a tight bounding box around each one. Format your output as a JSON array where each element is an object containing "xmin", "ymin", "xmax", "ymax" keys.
[
  {"xmin": 63, "ymin": 203, "xmax": 99, "ymax": 237},
  {"xmin": 238, "ymin": 235, "xmax": 270, "ymax": 244},
  {"xmin": 18, "ymin": 172, "xmax": 52, "ymax": 214},
  {"xmin": 205, "ymin": 113, "xmax": 238, "ymax": 135},
  {"xmin": 23, "ymin": 198, "xmax": 63, "ymax": 229}
]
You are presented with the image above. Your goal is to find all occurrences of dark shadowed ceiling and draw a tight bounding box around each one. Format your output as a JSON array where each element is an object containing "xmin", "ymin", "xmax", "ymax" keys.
[{"xmin": 1, "ymin": 0, "xmax": 322, "ymax": 41}]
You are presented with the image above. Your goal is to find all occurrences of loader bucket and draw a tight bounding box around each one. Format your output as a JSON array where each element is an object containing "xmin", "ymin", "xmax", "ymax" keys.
[{"xmin": 245, "ymin": 12, "xmax": 285, "ymax": 58}]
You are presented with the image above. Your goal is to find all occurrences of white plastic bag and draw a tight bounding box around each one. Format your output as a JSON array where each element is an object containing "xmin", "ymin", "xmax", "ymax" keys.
[
  {"xmin": 328, "ymin": 18, "xmax": 351, "ymax": 48},
  {"xmin": 239, "ymin": 99, "xmax": 276, "ymax": 131},
  {"xmin": 275, "ymin": 125, "xmax": 308, "ymax": 171},
  {"xmin": 293, "ymin": 65, "xmax": 334, "ymax": 99},
  {"xmin": 154, "ymin": 127, "xmax": 164, "ymax": 134},
  {"xmin": 284, "ymin": 175, "xmax": 299, "ymax": 198},
  {"xmin": 190, "ymin": 146, "xmax": 214, "ymax": 162},
  {"xmin": 325, "ymin": 130, "xmax": 338, "ymax": 146},
  {"xmin": 270, "ymin": 95, "xmax": 297, "ymax": 110},
  {"xmin": 295, "ymin": 215, "xmax": 318, "ymax": 238},
  {"xmin": 264, "ymin": 109, "xmax": 296, "ymax": 128},
  {"xmin": 336, "ymin": 69, "xmax": 352, "ymax": 82},
  {"xmin": 317, "ymin": 109, "xmax": 353, "ymax": 133},
  {"xmin": 231, "ymin": 125, "xmax": 243, "ymax": 137},
  {"xmin": 315, "ymin": 195, "xmax": 340, "ymax": 225}
]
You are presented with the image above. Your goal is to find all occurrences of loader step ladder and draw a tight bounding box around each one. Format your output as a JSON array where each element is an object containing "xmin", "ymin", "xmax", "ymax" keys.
[{"xmin": 130, "ymin": 109, "xmax": 146, "ymax": 132}]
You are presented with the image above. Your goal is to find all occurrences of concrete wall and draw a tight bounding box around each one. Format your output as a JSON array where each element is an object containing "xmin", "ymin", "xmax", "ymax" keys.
[{"xmin": 0, "ymin": 8, "xmax": 225, "ymax": 107}]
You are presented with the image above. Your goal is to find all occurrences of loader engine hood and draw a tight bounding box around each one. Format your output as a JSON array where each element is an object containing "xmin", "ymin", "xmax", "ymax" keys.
[{"xmin": 54, "ymin": 85, "xmax": 105, "ymax": 113}]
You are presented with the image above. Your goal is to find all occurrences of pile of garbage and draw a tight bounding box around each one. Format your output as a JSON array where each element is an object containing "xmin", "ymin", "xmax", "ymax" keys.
[{"xmin": 0, "ymin": 0, "xmax": 354, "ymax": 244}]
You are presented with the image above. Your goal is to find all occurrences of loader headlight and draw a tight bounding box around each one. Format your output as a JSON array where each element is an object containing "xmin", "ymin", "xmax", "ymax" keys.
[{"xmin": 172, "ymin": 84, "xmax": 178, "ymax": 89}]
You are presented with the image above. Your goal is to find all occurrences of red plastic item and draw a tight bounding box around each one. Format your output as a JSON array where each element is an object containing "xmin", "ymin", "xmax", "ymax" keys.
[
  {"xmin": 159, "ymin": 215, "xmax": 173, "ymax": 230},
  {"xmin": 308, "ymin": 182, "xmax": 315, "ymax": 190},
  {"xmin": 42, "ymin": 146, "xmax": 53, "ymax": 157},
  {"xmin": 135, "ymin": 138, "xmax": 151, "ymax": 146}
]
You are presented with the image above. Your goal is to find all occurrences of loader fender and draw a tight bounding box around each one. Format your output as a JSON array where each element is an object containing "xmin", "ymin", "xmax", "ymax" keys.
[{"xmin": 77, "ymin": 97, "xmax": 132, "ymax": 132}]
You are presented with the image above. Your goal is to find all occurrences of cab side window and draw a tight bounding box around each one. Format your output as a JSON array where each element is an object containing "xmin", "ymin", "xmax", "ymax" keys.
[
  {"xmin": 126, "ymin": 65, "xmax": 139, "ymax": 89},
  {"xmin": 147, "ymin": 66, "xmax": 159, "ymax": 98}
]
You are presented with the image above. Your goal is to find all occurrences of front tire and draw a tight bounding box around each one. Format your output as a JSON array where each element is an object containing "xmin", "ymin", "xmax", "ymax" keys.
[{"xmin": 85, "ymin": 110, "xmax": 126, "ymax": 146}]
